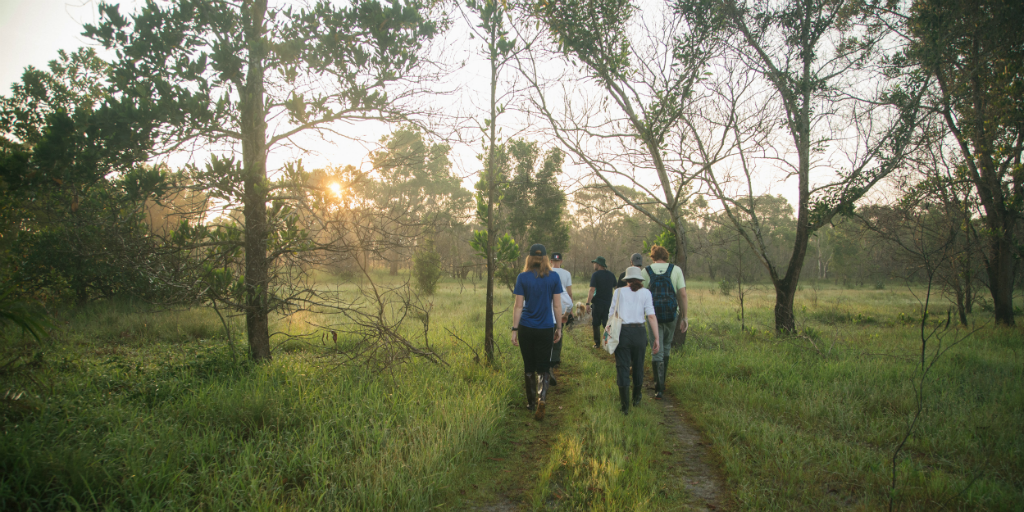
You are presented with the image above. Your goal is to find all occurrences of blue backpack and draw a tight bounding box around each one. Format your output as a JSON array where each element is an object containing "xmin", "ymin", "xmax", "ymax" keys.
[{"xmin": 646, "ymin": 264, "xmax": 678, "ymax": 323}]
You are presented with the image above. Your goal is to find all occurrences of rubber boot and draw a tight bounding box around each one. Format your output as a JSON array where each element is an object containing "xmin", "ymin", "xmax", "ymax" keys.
[
  {"xmin": 632, "ymin": 382, "xmax": 642, "ymax": 407},
  {"xmin": 593, "ymin": 325, "xmax": 602, "ymax": 348},
  {"xmin": 548, "ymin": 369, "xmax": 557, "ymax": 386},
  {"xmin": 663, "ymin": 355, "xmax": 671, "ymax": 396},
  {"xmin": 653, "ymin": 361, "xmax": 665, "ymax": 399},
  {"xmin": 524, "ymin": 372, "xmax": 537, "ymax": 411},
  {"xmin": 534, "ymin": 373, "xmax": 549, "ymax": 421},
  {"xmin": 618, "ymin": 386, "xmax": 630, "ymax": 415}
]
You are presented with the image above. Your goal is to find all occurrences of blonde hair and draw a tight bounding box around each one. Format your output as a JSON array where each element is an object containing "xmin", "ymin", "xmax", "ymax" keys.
[
  {"xmin": 649, "ymin": 245, "xmax": 670, "ymax": 262},
  {"xmin": 522, "ymin": 255, "xmax": 552, "ymax": 278}
]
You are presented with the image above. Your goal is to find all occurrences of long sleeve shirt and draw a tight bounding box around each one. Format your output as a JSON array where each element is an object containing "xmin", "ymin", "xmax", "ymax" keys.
[{"xmin": 608, "ymin": 287, "xmax": 655, "ymax": 324}]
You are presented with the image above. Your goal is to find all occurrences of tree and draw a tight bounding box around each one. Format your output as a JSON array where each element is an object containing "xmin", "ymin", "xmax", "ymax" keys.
[
  {"xmin": 907, "ymin": 0, "xmax": 1024, "ymax": 326},
  {"xmin": 1, "ymin": 48, "xmax": 167, "ymax": 304},
  {"xmin": 369, "ymin": 126, "xmax": 472, "ymax": 275},
  {"xmin": 464, "ymin": 0, "xmax": 519, "ymax": 365},
  {"xmin": 86, "ymin": 0, "xmax": 439, "ymax": 361},
  {"xmin": 695, "ymin": 0, "xmax": 924, "ymax": 332},
  {"xmin": 527, "ymin": 0, "xmax": 726, "ymax": 272},
  {"xmin": 500, "ymin": 139, "xmax": 570, "ymax": 255}
]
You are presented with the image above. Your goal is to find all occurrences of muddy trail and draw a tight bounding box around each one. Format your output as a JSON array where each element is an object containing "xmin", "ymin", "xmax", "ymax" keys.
[{"xmin": 466, "ymin": 329, "xmax": 731, "ymax": 511}]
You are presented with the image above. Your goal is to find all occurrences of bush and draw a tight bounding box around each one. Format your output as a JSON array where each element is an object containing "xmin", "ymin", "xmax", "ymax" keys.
[
  {"xmin": 413, "ymin": 240, "xmax": 443, "ymax": 295},
  {"xmin": 719, "ymin": 279, "xmax": 734, "ymax": 296}
]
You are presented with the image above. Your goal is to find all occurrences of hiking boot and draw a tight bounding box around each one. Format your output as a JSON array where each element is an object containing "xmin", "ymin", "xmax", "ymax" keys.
[{"xmin": 653, "ymin": 361, "xmax": 665, "ymax": 399}]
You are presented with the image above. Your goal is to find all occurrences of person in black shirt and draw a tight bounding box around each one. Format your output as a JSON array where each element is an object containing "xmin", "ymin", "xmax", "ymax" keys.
[
  {"xmin": 586, "ymin": 256, "xmax": 617, "ymax": 348},
  {"xmin": 617, "ymin": 253, "xmax": 644, "ymax": 288}
]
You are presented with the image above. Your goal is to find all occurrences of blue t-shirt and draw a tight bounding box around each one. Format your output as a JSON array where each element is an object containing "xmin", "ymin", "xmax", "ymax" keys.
[{"xmin": 513, "ymin": 270, "xmax": 564, "ymax": 329}]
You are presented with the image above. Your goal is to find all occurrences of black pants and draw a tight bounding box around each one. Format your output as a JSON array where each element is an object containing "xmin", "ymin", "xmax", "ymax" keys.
[
  {"xmin": 519, "ymin": 325, "xmax": 554, "ymax": 374},
  {"xmin": 614, "ymin": 324, "xmax": 647, "ymax": 388},
  {"xmin": 592, "ymin": 302, "xmax": 610, "ymax": 346}
]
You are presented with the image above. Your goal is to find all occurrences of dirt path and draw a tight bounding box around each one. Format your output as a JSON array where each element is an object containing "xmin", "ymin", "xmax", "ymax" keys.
[
  {"xmin": 655, "ymin": 394, "xmax": 731, "ymax": 511},
  {"xmin": 467, "ymin": 330, "xmax": 731, "ymax": 511}
]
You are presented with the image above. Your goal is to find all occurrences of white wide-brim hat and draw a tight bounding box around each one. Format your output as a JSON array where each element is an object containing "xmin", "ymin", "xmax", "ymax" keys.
[{"xmin": 623, "ymin": 266, "xmax": 644, "ymax": 281}]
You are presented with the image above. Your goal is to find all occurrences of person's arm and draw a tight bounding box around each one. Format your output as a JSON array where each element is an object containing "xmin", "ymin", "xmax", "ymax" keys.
[
  {"xmin": 552, "ymin": 295, "xmax": 562, "ymax": 343},
  {"xmin": 587, "ymin": 287, "xmax": 595, "ymax": 313},
  {"xmin": 512, "ymin": 294, "xmax": 524, "ymax": 346},
  {"xmin": 647, "ymin": 314, "xmax": 660, "ymax": 354},
  {"xmin": 566, "ymin": 285, "xmax": 572, "ymax": 302}
]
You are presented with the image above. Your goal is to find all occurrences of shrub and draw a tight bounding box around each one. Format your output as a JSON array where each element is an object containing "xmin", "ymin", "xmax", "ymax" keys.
[
  {"xmin": 413, "ymin": 240, "xmax": 443, "ymax": 295},
  {"xmin": 719, "ymin": 279, "xmax": 734, "ymax": 296}
]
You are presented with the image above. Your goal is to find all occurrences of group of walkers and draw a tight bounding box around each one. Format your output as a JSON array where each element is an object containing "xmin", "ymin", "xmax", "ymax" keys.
[{"xmin": 510, "ymin": 244, "xmax": 688, "ymax": 420}]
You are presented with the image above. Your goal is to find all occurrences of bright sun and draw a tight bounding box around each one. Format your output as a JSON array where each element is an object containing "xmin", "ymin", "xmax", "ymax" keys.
[{"xmin": 328, "ymin": 182, "xmax": 343, "ymax": 198}]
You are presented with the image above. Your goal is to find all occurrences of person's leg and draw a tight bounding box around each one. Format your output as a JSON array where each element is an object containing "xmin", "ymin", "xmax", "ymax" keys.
[
  {"xmin": 519, "ymin": 335, "xmax": 537, "ymax": 410},
  {"xmin": 628, "ymin": 327, "xmax": 646, "ymax": 406},
  {"xmin": 652, "ymin": 319, "xmax": 675, "ymax": 398},
  {"xmin": 614, "ymin": 342, "xmax": 632, "ymax": 414},
  {"xmin": 526, "ymin": 326, "xmax": 554, "ymax": 420}
]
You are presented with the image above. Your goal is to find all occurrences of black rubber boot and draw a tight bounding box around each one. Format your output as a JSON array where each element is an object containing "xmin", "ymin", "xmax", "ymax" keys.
[
  {"xmin": 663, "ymin": 355, "xmax": 671, "ymax": 396},
  {"xmin": 548, "ymin": 371, "xmax": 557, "ymax": 386},
  {"xmin": 524, "ymin": 372, "xmax": 537, "ymax": 411},
  {"xmin": 593, "ymin": 325, "xmax": 602, "ymax": 348},
  {"xmin": 619, "ymin": 386, "xmax": 630, "ymax": 414},
  {"xmin": 653, "ymin": 361, "xmax": 665, "ymax": 399},
  {"xmin": 632, "ymin": 383, "xmax": 642, "ymax": 407},
  {"xmin": 534, "ymin": 373, "xmax": 549, "ymax": 421}
]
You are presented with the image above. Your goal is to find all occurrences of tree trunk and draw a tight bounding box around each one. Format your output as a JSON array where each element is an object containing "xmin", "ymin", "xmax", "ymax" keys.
[
  {"xmin": 241, "ymin": 0, "xmax": 271, "ymax": 362},
  {"xmin": 673, "ymin": 215, "xmax": 688, "ymax": 274},
  {"xmin": 987, "ymin": 232, "xmax": 1017, "ymax": 326},
  {"xmin": 773, "ymin": 277, "xmax": 798, "ymax": 334}
]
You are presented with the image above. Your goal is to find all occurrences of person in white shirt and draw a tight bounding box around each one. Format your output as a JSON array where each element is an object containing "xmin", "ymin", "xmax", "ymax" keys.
[
  {"xmin": 606, "ymin": 266, "xmax": 660, "ymax": 414},
  {"xmin": 549, "ymin": 253, "xmax": 572, "ymax": 386}
]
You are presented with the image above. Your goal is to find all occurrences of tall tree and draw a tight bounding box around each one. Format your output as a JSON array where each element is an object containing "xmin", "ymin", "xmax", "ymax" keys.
[
  {"xmin": 370, "ymin": 126, "xmax": 471, "ymax": 275},
  {"xmin": 695, "ymin": 0, "xmax": 925, "ymax": 332},
  {"xmin": 464, "ymin": 0, "xmax": 518, "ymax": 365},
  {"xmin": 527, "ymin": 0, "xmax": 726, "ymax": 272},
  {"xmin": 86, "ymin": 0, "xmax": 439, "ymax": 360},
  {"xmin": 907, "ymin": 0, "xmax": 1024, "ymax": 326},
  {"xmin": 501, "ymin": 139, "xmax": 570, "ymax": 254}
]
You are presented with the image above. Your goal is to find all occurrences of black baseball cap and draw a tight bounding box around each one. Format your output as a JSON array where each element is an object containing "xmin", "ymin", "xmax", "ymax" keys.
[
  {"xmin": 529, "ymin": 244, "xmax": 547, "ymax": 256},
  {"xmin": 551, "ymin": 252, "xmax": 562, "ymax": 261}
]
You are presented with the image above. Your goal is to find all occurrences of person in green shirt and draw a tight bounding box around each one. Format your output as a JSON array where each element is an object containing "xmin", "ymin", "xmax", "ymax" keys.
[{"xmin": 641, "ymin": 245, "xmax": 689, "ymax": 399}]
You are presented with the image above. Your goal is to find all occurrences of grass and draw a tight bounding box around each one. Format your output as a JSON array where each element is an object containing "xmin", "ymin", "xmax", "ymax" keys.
[
  {"xmin": 0, "ymin": 272, "xmax": 1021, "ymax": 510},
  {"xmin": 676, "ymin": 282, "xmax": 1023, "ymax": 511}
]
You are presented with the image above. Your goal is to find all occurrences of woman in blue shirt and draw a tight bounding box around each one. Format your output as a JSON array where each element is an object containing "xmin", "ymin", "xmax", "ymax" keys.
[{"xmin": 511, "ymin": 244, "xmax": 563, "ymax": 421}]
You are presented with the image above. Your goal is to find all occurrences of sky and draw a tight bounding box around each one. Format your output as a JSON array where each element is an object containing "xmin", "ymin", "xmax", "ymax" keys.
[{"xmin": 0, "ymin": 0, "xmax": 112, "ymax": 91}]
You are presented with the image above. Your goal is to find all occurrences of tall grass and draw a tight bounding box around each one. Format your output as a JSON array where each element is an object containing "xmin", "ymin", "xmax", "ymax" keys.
[
  {"xmin": 1, "ymin": 275, "xmax": 1020, "ymax": 510},
  {"xmin": 674, "ymin": 283, "xmax": 1024, "ymax": 510}
]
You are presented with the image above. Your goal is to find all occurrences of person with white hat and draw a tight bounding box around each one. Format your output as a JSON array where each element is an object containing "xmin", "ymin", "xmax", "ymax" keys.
[{"xmin": 606, "ymin": 266, "xmax": 660, "ymax": 414}]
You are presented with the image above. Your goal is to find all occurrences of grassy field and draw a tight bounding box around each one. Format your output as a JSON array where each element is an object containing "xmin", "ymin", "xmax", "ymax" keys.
[{"xmin": 1, "ymin": 272, "xmax": 1021, "ymax": 510}]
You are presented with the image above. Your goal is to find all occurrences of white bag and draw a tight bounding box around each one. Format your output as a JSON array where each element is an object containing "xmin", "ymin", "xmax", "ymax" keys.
[{"xmin": 604, "ymin": 289, "xmax": 623, "ymax": 354}]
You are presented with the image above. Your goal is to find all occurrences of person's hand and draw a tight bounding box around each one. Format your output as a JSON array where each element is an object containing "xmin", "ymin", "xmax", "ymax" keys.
[
  {"xmin": 511, "ymin": 331, "xmax": 519, "ymax": 346},
  {"xmin": 586, "ymin": 304, "xmax": 591, "ymax": 314},
  {"xmin": 653, "ymin": 339, "xmax": 660, "ymax": 354},
  {"xmin": 678, "ymin": 318, "xmax": 689, "ymax": 334},
  {"xmin": 553, "ymin": 327, "xmax": 562, "ymax": 343}
]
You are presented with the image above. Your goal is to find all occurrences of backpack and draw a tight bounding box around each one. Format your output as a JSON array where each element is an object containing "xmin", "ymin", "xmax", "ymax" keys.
[{"xmin": 646, "ymin": 264, "xmax": 678, "ymax": 323}]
